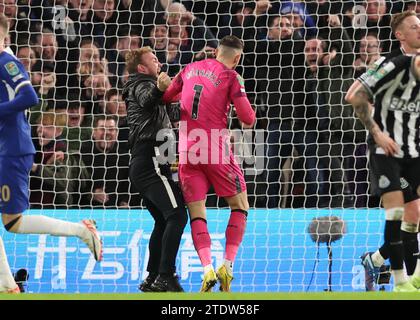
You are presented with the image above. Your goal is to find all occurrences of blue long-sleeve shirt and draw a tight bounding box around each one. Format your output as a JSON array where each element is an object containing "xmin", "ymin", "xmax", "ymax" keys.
[{"xmin": 0, "ymin": 49, "xmax": 39, "ymax": 156}]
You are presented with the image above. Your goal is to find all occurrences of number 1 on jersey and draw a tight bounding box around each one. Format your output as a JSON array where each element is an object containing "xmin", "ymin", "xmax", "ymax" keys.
[{"xmin": 192, "ymin": 84, "xmax": 203, "ymax": 120}]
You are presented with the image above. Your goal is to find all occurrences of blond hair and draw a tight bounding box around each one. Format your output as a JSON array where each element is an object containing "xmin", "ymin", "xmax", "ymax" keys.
[
  {"xmin": 125, "ymin": 46, "xmax": 153, "ymax": 74},
  {"xmin": 0, "ymin": 13, "xmax": 9, "ymax": 41},
  {"xmin": 39, "ymin": 112, "xmax": 67, "ymax": 128},
  {"xmin": 391, "ymin": 11, "xmax": 417, "ymax": 35}
]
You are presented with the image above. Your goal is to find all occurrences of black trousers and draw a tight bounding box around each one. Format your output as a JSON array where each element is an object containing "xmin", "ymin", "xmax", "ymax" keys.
[{"xmin": 129, "ymin": 142, "xmax": 188, "ymax": 275}]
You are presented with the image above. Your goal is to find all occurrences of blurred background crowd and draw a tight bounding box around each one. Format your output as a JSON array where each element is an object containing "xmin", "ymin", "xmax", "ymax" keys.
[{"xmin": 3, "ymin": 0, "xmax": 416, "ymax": 209}]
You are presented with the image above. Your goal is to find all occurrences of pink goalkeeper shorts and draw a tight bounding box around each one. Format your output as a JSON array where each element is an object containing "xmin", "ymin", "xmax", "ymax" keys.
[{"xmin": 178, "ymin": 153, "xmax": 247, "ymax": 203}]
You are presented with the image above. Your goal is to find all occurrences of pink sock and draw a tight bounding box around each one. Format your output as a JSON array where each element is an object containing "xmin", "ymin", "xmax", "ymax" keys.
[
  {"xmin": 225, "ymin": 210, "xmax": 247, "ymax": 262},
  {"xmin": 191, "ymin": 218, "xmax": 212, "ymax": 266}
]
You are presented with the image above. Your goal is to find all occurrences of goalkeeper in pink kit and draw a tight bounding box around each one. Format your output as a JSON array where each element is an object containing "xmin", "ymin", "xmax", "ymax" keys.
[{"xmin": 163, "ymin": 35, "xmax": 256, "ymax": 292}]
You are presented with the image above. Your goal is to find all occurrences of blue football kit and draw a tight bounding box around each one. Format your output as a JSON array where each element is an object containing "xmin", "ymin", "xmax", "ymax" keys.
[{"xmin": 0, "ymin": 49, "xmax": 39, "ymax": 214}]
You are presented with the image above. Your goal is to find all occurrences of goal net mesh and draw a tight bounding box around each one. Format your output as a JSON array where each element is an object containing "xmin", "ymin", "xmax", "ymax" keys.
[{"xmin": 0, "ymin": 0, "xmax": 406, "ymax": 292}]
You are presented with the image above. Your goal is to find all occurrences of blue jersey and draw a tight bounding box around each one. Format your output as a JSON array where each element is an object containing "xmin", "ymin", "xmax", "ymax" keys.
[{"xmin": 0, "ymin": 49, "xmax": 35, "ymax": 156}]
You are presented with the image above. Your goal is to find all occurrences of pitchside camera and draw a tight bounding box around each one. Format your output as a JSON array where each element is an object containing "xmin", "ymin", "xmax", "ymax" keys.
[
  {"xmin": 307, "ymin": 216, "xmax": 347, "ymax": 292},
  {"xmin": 13, "ymin": 268, "xmax": 29, "ymax": 293}
]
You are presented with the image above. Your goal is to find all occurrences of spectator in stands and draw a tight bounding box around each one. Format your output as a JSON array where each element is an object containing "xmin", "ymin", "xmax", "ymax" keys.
[
  {"xmin": 16, "ymin": 42, "xmax": 39, "ymax": 87},
  {"xmin": 30, "ymin": 112, "xmax": 89, "ymax": 208},
  {"xmin": 218, "ymin": 2, "xmax": 258, "ymax": 39},
  {"xmin": 306, "ymin": 0, "xmax": 354, "ymax": 38},
  {"xmin": 342, "ymin": 0, "xmax": 393, "ymax": 52},
  {"xmin": 80, "ymin": 115, "xmax": 130, "ymax": 208},
  {"xmin": 353, "ymin": 33, "xmax": 382, "ymax": 78},
  {"xmin": 78, "ymin": 38, "xmax": 117, "ymax": 88},
  {"xmin": 91, "ymin": 0, "xmax": 118, "ymax": 49},
  {"xmin": 17, "ymin": 44, "xmax": 36, "ymax": 73},
  {"xmin": 107, "ymin": 27, "xmax": 141, "ymax": 80},
  {"xmin": 221, "ymin": 1, "xmax": 272, "ymax": 97},
  {"xmin": 55, "ymin": 98, "xmax": 93, "ymax": 152},
  {"xmin": 165, "ymin": 2, "xmax": 218, "ymax": 66},
  {"xmin": 69, "ymin": 0, "xmax": 93, "ymax": 22},
  {"xmin": 104, "ymin": 88, "xmax": 129, "ymax": 142},
  {"xmin": 406, "ymin": 0, "xmax": 420, "ymax": 14},
  {"xmin": 301, "ymin": 16, "xmax": 358, "ymax": 207},
  {"xmin": 0, "ymin": 0, "xmax": 32, "ymax": 52},
  {"xmin": 251, "ymin": 15, "xmax": 307, "ymax": 208},
  {"xmin": 37, "ymin": 63, "xmax": 57, "ymax": 98},
  {"xmin": 78, "ymin": 39, "xmax": 112, "ymax": 77},
  {"xmin": 277, "ymin": 1, "xmax": 317, "ymax": 38},
  {"xmin": 34, "ymin": 28, "xmax": 58, "ymax": 66},
  {"xmin": 116, "ymin": 0, "xmax": 168, "ymax": 32},
  {"xmin": 145, "ymin": 15, "xmax": 182, "ymax": 77},
  {"xmin": 79, "ymin": 61, "xmax": 112, "ymax": 114}
]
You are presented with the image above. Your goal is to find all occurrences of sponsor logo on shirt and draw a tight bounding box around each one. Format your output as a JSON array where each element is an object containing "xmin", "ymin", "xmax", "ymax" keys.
[
  {"xmin": 389, "ymin": 96, "xmax": 420, "ymax": 113},
  {"xmin": 364, "ymin": 62, "xmax": 396, "ymax": 87},
  {"xmin": 12, "ymin": 74, "xmax": 24, "ymax": 82},
  {"xmin": 237, "ymin": 75, "xmax": 245, "ymax": 93},
  {"xmin": 5, "ymin": 61, "xmax": 20, "ymax": 76}
]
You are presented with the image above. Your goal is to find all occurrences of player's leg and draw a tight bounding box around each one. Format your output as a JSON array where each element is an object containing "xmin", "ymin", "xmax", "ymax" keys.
[
  {"xmin": 209, "ymin": 155, "xmax": 249, "ymax": 292},
  {"xmin": 0, "ymin": 156, "xmax": 19, "ymax": 292},
  {"xmin": 130, "ymin": 152, "xmax": 187, "ymax": 292},
  {"xmin": 146, "ymin": 181, "xmax": 187, "ymax": 293},
  {"xmin": 361, "ymin": 177, "xmax": 418, "ymax": 291},
  {"xmin": 401, "ymin": 200, "xmax": 419, "ymax": 277},
  {"xmin": 361, "ymin": 157, "xmax": 388, "ymax": 290},
  {"xmin": 0, "ymin": 155, "xmax": 102, "ymax": 262},
  {"xmin": 179, "ymin": 161, "xmax": 216, "ymax": 292},
  {"xmin": 0, "ymin": 235, "xmax": 19, "ymax": 293},
  {"xmin": 138, "ymin": 198, "xmax": 166, "ymax": 292},
  {"xmin": 402, "ymin": 164, "xmax": 420, "ymax": 288},
  {"xmin": 221, "ymin": 191, "xmax": 249, "ymax": 292},
  {"xmin": 187, "ymin": 200, "xmax": 218, "ymax": 292},
  {"xmin": 370, "ymin": 154, "xmax": 416, "ymax": 292},
  {"xmin": 404, "ymin": 199, "xmax": 420, "ymax": 288},
  {"xmin": 412, "ymin": 211, "xmax": 420, "ymax": 287},
  {"xmin": 381, "ymin": 191, "xmax": 415, "ymax": 291}
]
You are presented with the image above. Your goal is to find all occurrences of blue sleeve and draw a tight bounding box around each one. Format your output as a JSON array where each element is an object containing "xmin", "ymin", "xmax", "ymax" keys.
[
  {"xmin": 0, "ymin": 57, "xmax": 31, "ymax": 93},
  {"xmin": 0, "ymin": 57, "xmax": 38, "ymax": 116},
  {"xmin": 0, "ymin": 84, "xmax": 39, "ymax": 116}
]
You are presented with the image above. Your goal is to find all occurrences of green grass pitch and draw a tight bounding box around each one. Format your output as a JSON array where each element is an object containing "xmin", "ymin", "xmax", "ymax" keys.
[{"xmin": 0, "ymin": 292, "xmax": 420, "ymax": 300}]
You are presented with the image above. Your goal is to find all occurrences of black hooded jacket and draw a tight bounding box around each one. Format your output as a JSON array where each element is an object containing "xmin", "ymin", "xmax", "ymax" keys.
[{"xmin": 122, "ymin": 73, "xmax": 173, "ymax": 156}]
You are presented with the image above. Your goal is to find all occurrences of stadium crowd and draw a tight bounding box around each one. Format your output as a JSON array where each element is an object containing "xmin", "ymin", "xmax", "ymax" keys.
[{"xmin": 2, "ymin": 0, "xmax": 417, "ymax": 209}]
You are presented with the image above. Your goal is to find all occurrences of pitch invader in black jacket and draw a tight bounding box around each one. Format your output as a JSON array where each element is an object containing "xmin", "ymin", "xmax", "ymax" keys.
[{"xmin": 122, "ymin": 46, "xmax": 187, "ymax": 292}]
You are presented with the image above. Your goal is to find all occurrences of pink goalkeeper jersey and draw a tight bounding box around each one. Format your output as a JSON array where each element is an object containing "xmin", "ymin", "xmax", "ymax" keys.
[{"xmin": 163, "ymin": 59, "xmax": 254, "ymax": 156}]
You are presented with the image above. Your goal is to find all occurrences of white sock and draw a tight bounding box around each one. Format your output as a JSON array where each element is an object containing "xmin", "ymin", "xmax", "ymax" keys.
[
  {"xmin": 0, "ymin": 236, "xmax": 17, "ymax": 290},
  {"xmin": 393, "ymin": 269, "xmax": 408, "ymax": 285},
  {"xmin": 204, "ymin": 264, "xmax": 214, "ymax": 275},
  {"xmin": 224, "ymin": 259, "xmax": 233, "ymax": 276},
  {"xmin": 15, "ymin": 215, "xmax": 86, "ymax": 238},
  {"xmin": 371, "ymin": 250, "xmax": 385, "ymax": 267}
]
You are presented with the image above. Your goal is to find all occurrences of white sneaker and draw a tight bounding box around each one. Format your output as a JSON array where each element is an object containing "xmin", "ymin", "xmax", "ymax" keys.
[{"xmin": 81, "ymin": 220, "xmax": 103, "ymax": 262}]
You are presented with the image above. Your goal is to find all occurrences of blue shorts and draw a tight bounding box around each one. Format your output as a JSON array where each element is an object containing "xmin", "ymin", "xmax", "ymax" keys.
[{"xmin": 0, "ymin": 155, "xmax": 33, "ymax": 214}]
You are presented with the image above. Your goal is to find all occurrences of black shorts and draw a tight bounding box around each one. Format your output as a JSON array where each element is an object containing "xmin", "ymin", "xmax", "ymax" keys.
[
  {"xmin": 369, "ymin": 153, "xmax": 420, "ymax": 201},
  {"xmin": 129, "ymin": 142, "xmax": 185, "ymax": 219}
]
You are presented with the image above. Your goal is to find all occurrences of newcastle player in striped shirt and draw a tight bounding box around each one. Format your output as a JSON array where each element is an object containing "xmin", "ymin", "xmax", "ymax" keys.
[
  {"xmin": 349, "ymin": 11, "xmax": 420, "ymax": 291},
  {"xmin": 346, "ymin": 53, "xmax": 420, "ymax": 292}
]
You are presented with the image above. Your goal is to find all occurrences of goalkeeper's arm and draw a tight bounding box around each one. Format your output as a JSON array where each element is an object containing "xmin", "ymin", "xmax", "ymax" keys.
[
  {"xmin": 233, "ymin": 96, "xmax": 256, "ymax": 129},
  {"xmin": 0, "ymin": 83, "xmax": 39, "ymax": 117}
]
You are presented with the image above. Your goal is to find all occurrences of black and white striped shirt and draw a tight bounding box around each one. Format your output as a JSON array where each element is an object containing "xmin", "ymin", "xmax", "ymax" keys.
[{"xmin": 358, "ymin": 54, "xmax": 420, "ymax": 159}]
